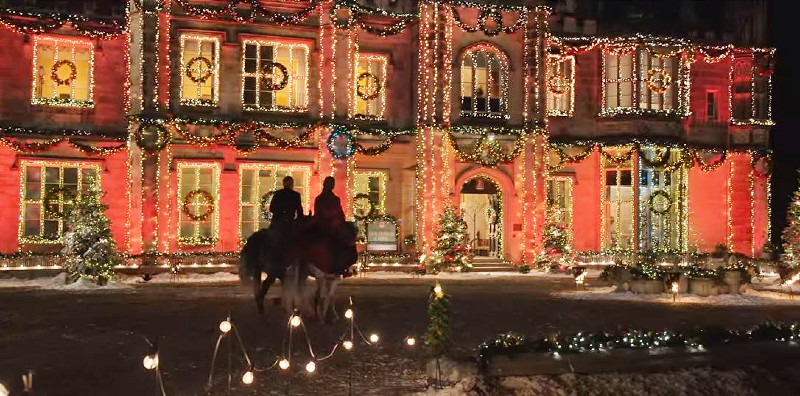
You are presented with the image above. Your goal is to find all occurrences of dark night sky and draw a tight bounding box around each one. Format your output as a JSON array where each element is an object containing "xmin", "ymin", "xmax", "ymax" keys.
[{"xmin": 767, "ymin": 2, "xmax": 799, "ymax": 247}]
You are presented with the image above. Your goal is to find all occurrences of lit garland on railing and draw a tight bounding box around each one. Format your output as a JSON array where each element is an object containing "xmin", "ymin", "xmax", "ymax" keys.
[
  {"xmin": 0, "ymin": 8, "xmax": 127, "ymax": 39},
  {"xmin": 450, "ymin": 5, "xmax": 528, "ymax": 36},
  {"xmin": 332, "ymin": 1, "xmax": 416, "ymax": 36},
  {"xmin": 447, "ymin": 131, "xmax": 527, "ymax": 167}
]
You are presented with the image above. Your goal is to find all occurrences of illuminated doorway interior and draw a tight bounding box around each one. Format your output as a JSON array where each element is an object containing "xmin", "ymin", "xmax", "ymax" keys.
[{"xmin": 459, "ymin": 177, "xmax": 502, "ymax": 258}]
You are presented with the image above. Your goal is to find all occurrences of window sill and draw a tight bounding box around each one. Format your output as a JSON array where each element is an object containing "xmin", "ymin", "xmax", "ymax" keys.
[
  {"xmin": 177, "ymin": 237, "xmax": 218, "ymax": 246},
  {"xmin": 459, "ymin": 111, "xmax": 509, "ymax": 120},
  {"xmin": 31, "ymin": 98, "xmax": 94, "ymax": 109},
  {"xmin": 243, "ymin": 105, "xmax": 308, "ymax": 114},
  {"xmin": 19, "ymin": 237, "xmax": 63, "ymax": 245},
  {"xmin": 180, "ymin": 99, "xmax": 219, "ymax": 108},
  {"xmin": 597, "ymin": 108, "xmax": 688, "ymax": 119},
  {"xmin": 351, "ymin": 114, "xmax": 386, "ymax": 123}
]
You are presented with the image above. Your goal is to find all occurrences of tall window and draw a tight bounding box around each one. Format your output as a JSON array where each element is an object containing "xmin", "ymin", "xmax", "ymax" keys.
[
  {"xmin": 546, "ymin": 55, "xmax": 575, "ymax": 116},
  {"xmin": 239, "ymin": 164, "xmax": 311, "ymax": 240},
  {"xmin": 638, "ymin": 148, "xmax": 686, "ymax": 252},
  {"xmin": 20, "ymin": 162, "xmax": 99, "ymax": 243},
  {"xmin": 547, "ymin": 177, "xmax": 573, "ymax": 227},
  {"xmin": 460, "ymin": 46, "xmax": 507, "ymax": 118},
  {"xmin": 753, "ymin": 74, "xmax": 770, "ymax": 120},
  {"xmin": 603, "ymin": 51, "xmax": 634, "ymax": 110},
  {"xmin": 353, "ymin": 170, "xmax": 387, "ymax": 217},
  {"xmin": 602, "ymin": 149, "xmax": 635, "ymax": 250},
  {"xmin": 180, "ymin": 35, "xmax": 220, "ymax": 106},
  {"xmin": 177, "ymin": 163, "xmax": 220, "ymax": 245},
  {"xmin": 706, "ymin": 91, "xmax": 717, "ymax": 121},
  {"xmin": 242, "ymin": 40, "xmax": 309, "ymax": 112},
  {"xmin": 32, "ymin": 37, "xmax": 94, "ymax": 107},
  {"xmin": 638, "ymin": 51, "xmax": 677, "ymax": 111},
  {"xmin": 731, "ymin": 58, "xmax": 751, "ymax": 121},
  {"xmin": 353, "ymin": 54, "xmax": 388, "ymax": 120}
]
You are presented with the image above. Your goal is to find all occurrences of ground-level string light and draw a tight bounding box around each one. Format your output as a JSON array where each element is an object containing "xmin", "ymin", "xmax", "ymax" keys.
[
  {"xmin": 672, "ymin": 281, "xmax": 679, "ymax": 302},
  {"xmin": 206, "ymin": 315, "xmax": 254, "ymax": 392},
  {"xmin": 142, "ymin": 336, "xmax": 166, "ymax": 396}
]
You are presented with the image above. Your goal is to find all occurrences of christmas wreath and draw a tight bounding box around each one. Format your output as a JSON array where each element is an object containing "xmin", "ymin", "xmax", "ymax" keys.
[
  {"xmin": 356, "ymin": 72, "xmax": 382, "ymax": 100},
  {"xmin": 327, "ymin": 126, "xmax": 356, "ymax": 159},
  {"xmin": 185, "ymin": 56, "xmax": 213, "ymax": 84},
  {"xmin": 134, "ymin": 122, "xmax": 170, "ymax": 154},
  {"xmin": 51, "ymin": 60, "xmax": 77, "ymax": 86},
  {"xmin": 648, "ymin": 190, "xmax": 672, "ymax": 215},
  {"xmin": 259, "ymin": 191, "xmax": 274, "ymax": 220},
  {"xmin": 640, "ymin": 147, "xmax": 671, "ymax": 168},
  {"xmin": 353, "ymin": 193, "xmax": 375, "ymax": 220},
  {"xmin": 260, "ymin": 61, "xmax": 289, "ymax": 91},
  {"xmin": 478, "ymin": 8, "xmax": 503, "ymax": 36},
  {"xmin": 547, "ymin": 73, "xmax": 569, "ymax": 95},
  {"xmin": 182, "ymin": 189, "xmax": 215, "ymax": 222},
  {"xmin": 43, "ymin": 187, "xmax": 77, "ymax": 219},
  {"xmin": 646, "ymin": 68, "xmax": 671, "ymax": 94}
]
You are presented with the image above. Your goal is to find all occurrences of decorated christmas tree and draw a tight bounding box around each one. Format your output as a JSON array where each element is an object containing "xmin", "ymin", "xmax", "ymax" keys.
[
  {"xmin": 61, "ymin": 176, "xmax": 121, "ymax": 285},
  {"xmin": 782, "ymin": 178, "xmax": 800, "ymax": 267},
  {"xmin": 424, "ymin": 206, "xmax": 472, "ymax": 273},
  {"xmin": 541, "ymin": 206, "xmax": 574, "ymax": 271}
]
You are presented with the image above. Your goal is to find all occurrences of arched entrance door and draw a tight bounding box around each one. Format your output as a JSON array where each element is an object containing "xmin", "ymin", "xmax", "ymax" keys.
[{"xmin": 459, "ymin": 176, "xmax": 502, "ymax": 258}]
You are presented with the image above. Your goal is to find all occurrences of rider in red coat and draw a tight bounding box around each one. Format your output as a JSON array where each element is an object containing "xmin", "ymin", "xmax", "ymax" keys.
[
  {"xmin": 310, "ymin": 177, "xmax": 355, "ymax": 274},
  {"xmin": 314, "ymin": 176, "xmax": 345, "ymax": 228}
]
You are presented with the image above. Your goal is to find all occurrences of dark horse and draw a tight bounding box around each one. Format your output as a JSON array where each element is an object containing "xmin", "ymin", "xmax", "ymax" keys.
[{"xmin": 239, "ymin": 218, "xmax": 357, "ymax": 317}]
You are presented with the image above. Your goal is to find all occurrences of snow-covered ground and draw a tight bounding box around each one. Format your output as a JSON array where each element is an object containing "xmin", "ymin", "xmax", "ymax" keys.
[
  {"xmin": 0, "ymin": 272, "xmax": 133, "ymax": 290},
  {"xmin": 353, "ymin": 269, "xmax": 601, "ymax": 280},
  {"xmin": 416, "ymin": 367, "xmax": 768, "ymax": 396}
]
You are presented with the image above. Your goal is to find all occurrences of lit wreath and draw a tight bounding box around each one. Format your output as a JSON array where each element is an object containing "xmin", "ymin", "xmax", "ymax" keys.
[
  {"xmin": 182, "ymin": 189, "xmax": 215, "ymax": 222},
  {"xmin": 646, "ymin": 68, "xmax": 671, "ymax": 94},
  {"xmin": 260, "ymin": 61, "xmax": 289, "ymax": 91},
  {"xmin": 327, "ymin": 126, "xmax": 356, "ymax": 159},
  {"xmin": 259, "ymin": 191, "xmax": 274, "ymax": 220},
  {"xmin": 356, "ymin": 72, "xmax": 382, "ymax": 101},
  {"xmin": 478, "ymin": 8, "xmax": 503, "ymax": 36},
  {"xmin": 547, "ymin": 73, "xmax": 569, "ymax": 95},
  {"xmin": 648, "ymin": 190, "xmax": 672, "ymax": 215},
  {"xmin": 185, "ymin": 56, "xmax": 213, "ymax": 84},
  {"xmin": 353, "ymin": 193, "xmax": 375, "ymax": 220},
  {"xmin": 134, "ymin": 122, "xmax": 170, "ymax": 154},
  {"xmin": 43, "ymin": 187, "xmax": 77, "ymax": 219},
  {"xmin": 51, "ymin": 60, "xmax": 77, "ymax": 86},
  {"xmin": 640, "ymin": 147, "xmax": 671, "ymax": 168}
]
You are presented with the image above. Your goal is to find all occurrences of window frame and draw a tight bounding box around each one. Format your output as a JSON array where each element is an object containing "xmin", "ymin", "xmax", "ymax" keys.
[
  {"xmin": 353, "ymin": 170, "xmax": 388, "ymax": 216},
  {"xmin": 31, "ymin": 36, "xmax": 95, "ymax": 108},
  {"xmin": 238, "ymin": 163, "xmax": 312, "ymax": 242},
  {"xmin": 459, "ymin": 44, "xmax": 509, "ymax": 120},
  {"xmin": 19, "ymin": 160, "xmax": 101, "ymax": 244},
  {"xmin": 547, "ymin": 176, "xmax": 574, "ymax": 241},
  {"xmin": 706, "ymin": 90, "xmax": 718, "ymax": 121},
  {"xmin": 546, "ymin": 54, "xmax": 575, "ymax": 117},
  {"xmin": 352, "ymin": 52, "xmax": 389, "ymax": 121},
  {"xmin": 240, "ymin": 39, "xmax": 310, "ymax": 113},
  {"xmin": 179, "ymin": 34, "xmax": 221, "ymax": 107},
  {"xmin": 176, "ymin": 162, "xmax": 221, "ymax": 246}
]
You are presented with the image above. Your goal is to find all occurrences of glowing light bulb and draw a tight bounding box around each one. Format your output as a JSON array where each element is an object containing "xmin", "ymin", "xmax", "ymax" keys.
[
  {"xmin": 433, "ymin": 284, "xmax": 443, "ymax": 295},
  {"xmin": 343, "ymin": 340, "xmax": 353, "ymax": 350},
  {"xmin": 369, "ymin": 333, "xmax": 379, "ymax": 343},
  {"xmin": 241, "ymin": 370, "xmax": 254, "ymax": 385},
  {"xmin": 219, "ymin": 320, "xmax": 232, "ymax": 334},
  {"xmin": 671, "ymin": 282, "xmax": 679, "ymax": 293},
  {"xmin": 406, "ymin": 337, "xmax": 416, "ymax": 346},
  {"xmin": 142, "ymin": 354, "xmax": 159, "ymax": 370},
  {"xmin": 278, "ymin": 359, "xmax": 290, "ymax": 370},
  {"xmin": 290, "ymin": 315, "xmax": 302, "ymax": 328},
  {"xmin": 344, "ymin": 308, "xmax": 353, "ymax": 319},
  {"xmin": 305, "ymin": 361, "xmax": 316, "ymax": 373}
]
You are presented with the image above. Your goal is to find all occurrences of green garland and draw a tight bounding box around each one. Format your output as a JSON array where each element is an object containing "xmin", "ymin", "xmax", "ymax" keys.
[{"xmin": 478, "ymin": 321, "xmax": 800, "ymax": 369}]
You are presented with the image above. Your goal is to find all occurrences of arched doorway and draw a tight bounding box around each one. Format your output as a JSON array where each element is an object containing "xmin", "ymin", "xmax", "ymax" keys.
[{"xmin": 459, "ymin": 176, "xmax": 502, "ymax": 258}]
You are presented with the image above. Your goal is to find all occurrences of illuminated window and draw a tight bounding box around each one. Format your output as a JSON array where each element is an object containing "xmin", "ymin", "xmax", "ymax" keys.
[
  {"xmin": 638, "ymin": 148, "xmax": 687, "ymax": 252},
  {"xmin": 239, "ymin": 164, "xmax": 311, "ymax": 241},
  {"xmin": 353, "ymin": 54, "xmax": 388, "ymax": 120},
  {"xmin": 547, "ymin": 177, "xmax": 573, "ymax": 227},
  {"xmin": 603, "ymin": 51, "xmax": 634, "ymax": 109},
  {"xmin": 180, "ymin": 35, "xmax": 220, "ymax": 106},
  {"xmin": 353, "ymin": 170, "xmax": 387, "ymax": 216},
  {"xmin": 460, "ymin": 46, "xmax": 507, "ymax": 118},
  {"xmin": 177, "ymin": 163, "xmax": 220, "ymax": 245},
  {"xmin": 32, "ymin": 37, "xmax": 94, "ymax": 107},
  {"xmin": 20, "ymin": 162, "xmax": 99, "ymax": 244},
  {"xmin": 637, "ymin": 51, "xmax": 677, "ymax": 111},
  {"xmin": 546, "ymin": 55, "xmax": 575, "ymax": 116},
  {"xmin": 602, "ymin": 149, "xmax": 635, "ymax": 250},
  {"xmin": 242, "ymin": 40, "xmax": 309, "ymax": 112}
]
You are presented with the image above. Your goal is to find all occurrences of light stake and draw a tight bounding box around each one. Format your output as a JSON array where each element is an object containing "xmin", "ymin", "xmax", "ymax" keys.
[
  {"xmin": 344, "ymin": 308, "xmax": 353, "ymax": 319},
  {"xmin": 305, "ymin": 361, "xmax": 316, "ymax": 373},
  {"xmin": 369, "ymin": 333, "xmax": 379, "ymax": 344},
  {"xmin": 241, "ymin": 370, "xmax": 254, "ymax": 385},
  {"xmin": 278, "ymin": 358, "xmax": 290, "ymax": 370},
  {"xmin": 405, "ymin": 337, "xmax": 416, "ymax": 347},
  {"xmin": 219, "ymin": 319, "xmax": 232, "ymax": 334},
  {"xmin": 343, "ymin": 340, "xmax": 354, "ymax": 350},
  {"xmin": 142, "ymin": 353, "xmax": 159, "ymax": 370},
  {"xmin": 671, "ymin": 282, "xmax": 679, "ymax": 302},
  {"xmin": 290, "ymin": 314, "xmax": 302, "ymax": 328}
]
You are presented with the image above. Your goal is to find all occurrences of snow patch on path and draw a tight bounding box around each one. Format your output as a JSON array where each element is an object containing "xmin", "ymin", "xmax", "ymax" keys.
[
  {"xmin": 0, "ymin": 272, "xmax": 133, "ymax": 290},
  {"xmin": 119, "ymin": 271, "xmax": 239, "ymax": 284},
  {"xmin": 554, "ymin": 285, "xmax": 800, "ymax": 305},
  {"xmin": 353, "ymin": 270, "xmax": 600, "ymax": 280}
]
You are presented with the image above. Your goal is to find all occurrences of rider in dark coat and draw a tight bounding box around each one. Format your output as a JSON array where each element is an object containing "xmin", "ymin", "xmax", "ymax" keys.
[
  {"xmin": 312, "ymin": 177, "xmax": 355, "ymax": 274},
  {"xmin": 268, "ymin": 176, "xmax": 304, "ymax": 278}
]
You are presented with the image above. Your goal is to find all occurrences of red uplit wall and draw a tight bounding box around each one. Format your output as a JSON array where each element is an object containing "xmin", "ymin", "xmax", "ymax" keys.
[
  {"xmin": 565, "ymin": 152, "xmax": 602, "ymax": 252},
  {"xmin": 687, "ymin": 165, "xmax": 728, "ymax": 252}
]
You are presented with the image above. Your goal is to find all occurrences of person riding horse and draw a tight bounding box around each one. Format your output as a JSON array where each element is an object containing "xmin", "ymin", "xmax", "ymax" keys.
[{"xmin": 268, "ymin": 176, "xmax": 304, "ymax": 278}]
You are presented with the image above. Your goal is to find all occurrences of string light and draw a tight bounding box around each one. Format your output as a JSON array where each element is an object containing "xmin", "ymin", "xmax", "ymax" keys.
[{"xmin": 179, "ymin": 34, "xmax": 221, "ymax": 107}]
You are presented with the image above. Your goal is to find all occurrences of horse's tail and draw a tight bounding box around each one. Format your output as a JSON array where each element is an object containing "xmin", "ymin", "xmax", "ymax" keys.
[{"xmin": 240, "ymin": 229, "xmax": 268, "ymax": 284}]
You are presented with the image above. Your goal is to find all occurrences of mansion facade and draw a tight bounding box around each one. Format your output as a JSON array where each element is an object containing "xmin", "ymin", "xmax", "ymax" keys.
[{"xmin": 0, "ymin": 0, "xmax": 774, "ymax": 268}]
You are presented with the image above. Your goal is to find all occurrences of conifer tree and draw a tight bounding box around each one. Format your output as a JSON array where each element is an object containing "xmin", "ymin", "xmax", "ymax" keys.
[
  {"xmin": 425, "ymin": 206, "xmax": 472, "ymax": 273},
  {"xmin": 61, "ymin": 175, "xmax": 120, "ymax": 285},
  {"xmin": 782, "ymin": 179, "xmax": 800, "ymax": 266}
]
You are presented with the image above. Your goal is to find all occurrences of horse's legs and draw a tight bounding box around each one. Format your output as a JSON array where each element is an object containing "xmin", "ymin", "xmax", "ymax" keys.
[
  {"xmin": 255, "ymin": 273, "xmax": 275, "ymax": 315},
  {"xmin": 326, "ymin": 277, "xmax": 341, "ymax": 323}
]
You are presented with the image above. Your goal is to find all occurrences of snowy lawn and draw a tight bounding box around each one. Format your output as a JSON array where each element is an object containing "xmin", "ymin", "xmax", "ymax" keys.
[
  {"xmin": 3, "ymin": 275, "xmax": 800, "ymax": 395},
  {"xmin": 554, "ymin": 286, "xmax": 800, "ymax": 306}
]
